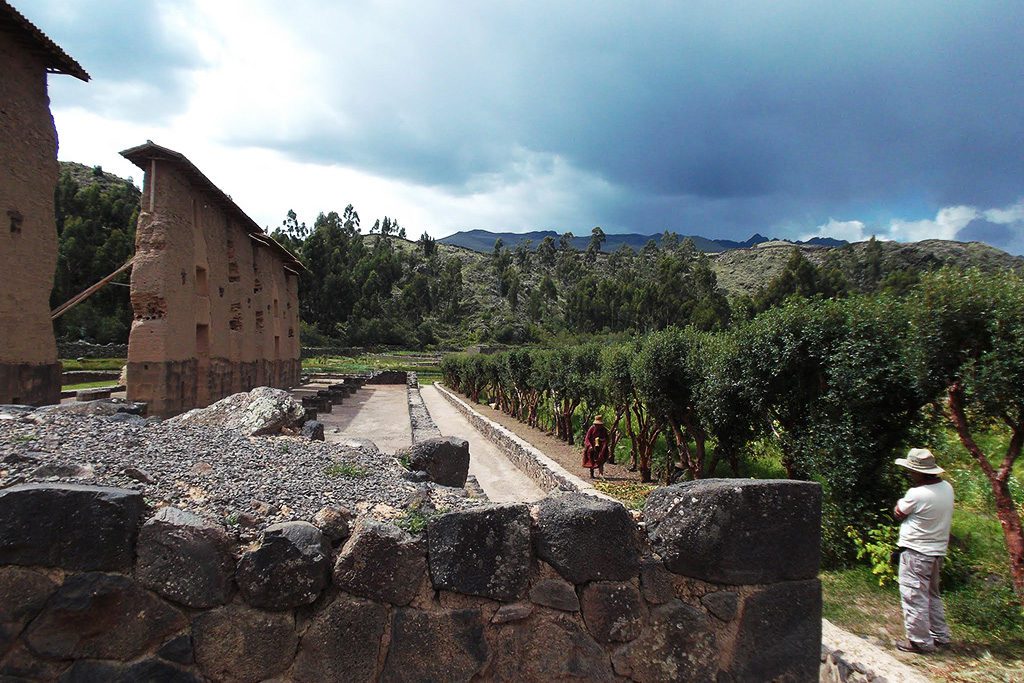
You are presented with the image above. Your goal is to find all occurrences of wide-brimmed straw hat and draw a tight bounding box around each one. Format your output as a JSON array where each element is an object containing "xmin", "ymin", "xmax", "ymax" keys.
[
  {"xmin": 894, "ymin": 448, "xmax": 944, "ymax": 475},
  {"xmin": 593, "ymin": 415, "xmax": 603, "ymax": 424}
]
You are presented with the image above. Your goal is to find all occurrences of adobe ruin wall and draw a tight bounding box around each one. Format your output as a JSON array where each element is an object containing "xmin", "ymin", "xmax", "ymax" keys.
[
  {"xmin": 0, "ymin": 10, "xmax": 87, "ymax": 406},
  {"xmin": 121, "ymin": 144, "xmax": 302, "ymax": 417},
  {"xmin": 0, "ymin": 479, "xmax": 822, "ymax": 682}
]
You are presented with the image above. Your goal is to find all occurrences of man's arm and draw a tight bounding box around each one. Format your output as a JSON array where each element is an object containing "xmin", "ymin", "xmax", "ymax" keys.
[{"xmin": 893, "ymin": 503, "xmax": 908, "ymax": 522}]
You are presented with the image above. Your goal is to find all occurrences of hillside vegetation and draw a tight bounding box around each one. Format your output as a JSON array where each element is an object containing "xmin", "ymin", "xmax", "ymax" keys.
[{"xmin": 54, "ymin": 163, "xmax": 1023, "ymax": 349}]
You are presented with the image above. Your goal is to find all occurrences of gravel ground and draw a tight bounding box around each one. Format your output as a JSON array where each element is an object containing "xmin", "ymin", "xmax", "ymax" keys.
[{"xmin": 0, "ymin": 403, "xmax": 480, "ymax": 540}]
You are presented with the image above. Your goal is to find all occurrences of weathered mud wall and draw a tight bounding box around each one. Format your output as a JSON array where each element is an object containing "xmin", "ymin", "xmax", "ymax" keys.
[
  {"xmin": 0, "ymin": 480, "xmax": 822, "ymax": 682},
  {"xmin": 122, "ymin": 144, "xmax": 302, "ymax": 417},
  {"xmin": 0, "ymin": 29, "xmax": 61, "ymax": 406}
]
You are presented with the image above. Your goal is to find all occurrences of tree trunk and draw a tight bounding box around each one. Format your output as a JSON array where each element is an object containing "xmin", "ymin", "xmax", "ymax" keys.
[{"xmin": 947, "ymin": 382, "xmax": 1024, "ymax": 602}]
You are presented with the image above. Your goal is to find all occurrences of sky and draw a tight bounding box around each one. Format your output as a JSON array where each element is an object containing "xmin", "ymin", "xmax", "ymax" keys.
[{"xmin": 26, "ymin": 0, "xmax": 1024, "ymax": 253}]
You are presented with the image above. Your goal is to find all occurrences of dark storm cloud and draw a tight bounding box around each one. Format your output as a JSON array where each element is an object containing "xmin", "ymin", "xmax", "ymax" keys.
[
  {"xmin": 230, "ymin": 0, "xmax": 1022, "ymax": 238},
  {"xmin": 27, "ymin": 0, "xmax": 203, "ymax": 122}
]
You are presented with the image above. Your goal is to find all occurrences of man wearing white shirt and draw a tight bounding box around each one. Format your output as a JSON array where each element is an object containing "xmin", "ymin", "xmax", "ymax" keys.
[{"xmin": 892, "ymin": 448, "xmax": 955, "ymax": 654}]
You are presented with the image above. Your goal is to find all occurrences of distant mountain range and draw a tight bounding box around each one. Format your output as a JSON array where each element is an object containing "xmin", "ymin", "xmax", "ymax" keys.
[{"xmin": 438, "ymin": 229, "xmax": 847, "ymax": 254}]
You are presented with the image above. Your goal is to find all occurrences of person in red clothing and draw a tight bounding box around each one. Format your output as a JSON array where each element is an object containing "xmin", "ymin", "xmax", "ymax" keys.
[{"xmin": 582, "ymin": 415, "xmax": 610, "ymax": 479}]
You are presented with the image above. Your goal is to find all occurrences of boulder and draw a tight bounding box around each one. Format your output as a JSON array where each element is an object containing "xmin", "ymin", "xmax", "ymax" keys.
[
  {"xmin": 427, "ymin": 504, "xmax": 532, "ymax": 601},
  {"xmin": 395, "ymin": 436, "xmax": 470, "ymax": 487},
  {"xmin": 0, "ymin": 567, "xmax": 58, "ymax": 652},
  {"xmin": 167, "ymin": 387, "xmax": 305, "ymax": 435},
  {"xmin": 533, "ymin": 492, "xmax": 640, "ymax": 584},
  {"xmin": 291, "ymin": 596, "xmax": 388, "ymax": 683},
  {"xmin": 334, "ymin": 519, "xmax": 426, "ymax": 606},
  {"xmin": 301, "ymin": 420, "xmax": 325, "ymax": 441},
  {"xmin": 611, "ymin": 599, "xmax": 717, "ymax": 682},
  {"xmin": 157, "ymin": 634, "xmax": 194, "ymax": 666},
  {"xmin": 488, "ymin": 610, "xmax": 613, "ymax": 681},
  {"xmin": 381, "ymin": 609, "xmax": 488, "ymax": 682},
  {"xmin": 528, "ymin": 578, "xmax": 580, "ymax": 612},
  {"xmin": 0, "ymin": 642, "xmax": 66, "ymax": 681},
  {"xmin": 701, "ymin": 590, "xmax": 739, "ymax": 622},
  {"xmin": 313, "ymin": 505, "xmax": 354, "ymax": 544},
  {"xmin": 59, "ymin": 658, "xmax": 201, "ymax": 683},
  {"xmin": 580, "ymin": 581, "xmax": 645, "ymax": 643},
  {"xmin": 0, "ymin": 483, "xmax": 143, "ymax": 571},
  {"xmin": 644, "ymin": 479, "xmax": 821, "ymax": 584},
  {"xmin": 192, "ymin": 605, "xmax": 298, "ymax": 683},
  {"xmin": 136, "ymin": 507, "xmax": 236, "ymax": 608},
  {"xmin": 24, "ymin": 572, "xmax": 185, "ymax": 661},
  {"xmin": 237, "ymin": 521, "xmax": 330, "ymax": 609},
  {"xmin": 725, "ymin": 579, "xmax": 822, "ymax": 682},
  {"xmin": 638, "ymin": 556, "xmax": 675, "ymax": 605}
]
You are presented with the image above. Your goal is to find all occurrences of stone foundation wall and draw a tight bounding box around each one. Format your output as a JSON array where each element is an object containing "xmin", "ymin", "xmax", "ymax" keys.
[
  {"xmin": 0, "ymin": 478, "xmax": 822, "ymax": 682},
  {"xmin": 121, "ymin": 144, "xmax": 303, "ymax": 417},
  {"xmin": 366, "ymin": 370, "xmax": 409, "ymax": 385},
  {"xmin": 56, "ymin": 341, "xmax": 129, "ymax": 359},
  {"xmin": 0, "ymin": 363, "xmax": 61, "ymax": 407}
]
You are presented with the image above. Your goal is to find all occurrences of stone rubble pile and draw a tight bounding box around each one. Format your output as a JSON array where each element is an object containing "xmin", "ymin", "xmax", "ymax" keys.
[{"xmin": 0, "ymin": 402, "xmax": 477, "ymax": 539}]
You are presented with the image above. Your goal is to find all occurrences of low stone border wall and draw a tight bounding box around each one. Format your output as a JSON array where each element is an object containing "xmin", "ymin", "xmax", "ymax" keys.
[
  {"xmin": 366, "ymin": 370, "xmax": 409, "ymax": 385},
  {"xmin": 435, "ymin": 382, "xmax": 598, "ymax": 495},
  {"xmin": 57, "ymin": 341, "xmax": 128, "ymax": 359},
  {"xmin": 406, "ymin": 373, "xmax": 441, "ymax": 443},
  {"xmin": 61, "ymin": 369, "xmax": 121, "ymax": 385},
  {"xmin": 820, "ymin": 619, "xmax": 929, "ymax": 682},
  {"xmin": 0, "ymin": 479, "xmax": 822, "ymax": 682}
]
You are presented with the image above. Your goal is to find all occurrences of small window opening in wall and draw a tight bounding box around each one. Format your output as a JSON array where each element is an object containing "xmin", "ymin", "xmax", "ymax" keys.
[
  {"xmin": 218, "ymin": 287, "xmax": 225, "ymax": 298},
  {"xmin": 8, "ymin": 209, "xmax": 23, "ymax": 234},
  {"xmin": 181, "ymin": 270, "xmax": 187, "ymax": 285}
]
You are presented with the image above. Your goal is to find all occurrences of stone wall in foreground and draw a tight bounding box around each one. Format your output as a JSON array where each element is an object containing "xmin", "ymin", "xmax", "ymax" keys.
[{"xmin": 0, "ymin": 479, "xmax": 822, "ymax": 682}]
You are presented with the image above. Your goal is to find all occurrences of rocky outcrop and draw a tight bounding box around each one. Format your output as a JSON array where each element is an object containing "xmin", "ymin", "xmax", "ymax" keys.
[
  {"xmin": 396, "ymin": 436, "xmax": 471, "ymax": 488},
  {"xmin": 167, "ymin": 387, "xmax": 305, "ymax": 436}
]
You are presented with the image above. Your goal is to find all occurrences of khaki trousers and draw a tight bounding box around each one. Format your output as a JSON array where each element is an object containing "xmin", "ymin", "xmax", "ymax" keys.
[{"xmin": 898, "ymin": 548, "xmax": 951, "ymax": 650}]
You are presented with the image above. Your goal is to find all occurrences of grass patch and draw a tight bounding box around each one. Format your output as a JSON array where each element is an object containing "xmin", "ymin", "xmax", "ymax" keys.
[
  {"xmin": 324, "ymin": 462, "xmax": 369, "ymax": 479},
  {"xmin": 62, "ymin": 380, "xmax": 119, "ymax": 391},
  {"xmin": 593, "ymin": 480, "xmax": 658, "ymax": 510},
  {"xmin": 60, "ymin": 357, "xmax": 126, "ymax": 371},
  {"xmin": 302, "ymin": 351, "xmax": 441, "ymax": 377}
]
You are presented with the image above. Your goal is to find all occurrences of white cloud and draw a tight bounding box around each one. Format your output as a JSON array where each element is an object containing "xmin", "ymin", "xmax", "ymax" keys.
[
  {"xmin": 887, "ymin": 205, "xmax": 980, "ymax": 242},
  {"xmin": 801, "ymin": 218, "xmax": 871, "ymax": 242},
  {"xmin": 984, "ymin": 199, "xmax": 1024, "ymax": 225}
]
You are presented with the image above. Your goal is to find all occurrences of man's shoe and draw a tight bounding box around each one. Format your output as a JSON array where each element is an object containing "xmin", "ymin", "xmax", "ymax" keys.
[
  {"xmin": 934, "ymin": 640, "xmax": 952, "ymax": 650},
  {"xmin": 895, "ymin": 640, "xmax": 935, "ymax": 654}
]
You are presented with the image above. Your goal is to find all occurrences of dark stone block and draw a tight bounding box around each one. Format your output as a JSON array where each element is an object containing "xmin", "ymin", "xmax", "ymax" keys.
[
  {"xmin": 313, "ymin": 505, "xmax": 354, "ymax": 544},
  {"xmin": 488, "ymin": 611, "xmax": 613, "ymax": 681},
  {"xmin": 533, "ymin": 491, "xmax": 640, "ymax": 584},
  {"xmin": 395, "ymin": 436, "xmax": 471, "ymax": 488},
  {"xmin": 492, "ymin": 602, "xmax": 533, "ymax": 624},
  {"xmin": 611, "ymin": 599, "xmax": 717, "ymax": 682},
  {"xmin": 427, "ymin": 503, "xmax": 532, "ymax": 601},
  {"xmin": 0, "ymin": 566, "xmax": 57, "ymax": 652},
  {"xmin": 59, "ymin": 658, "xmax": 201, "ymax": 683},
  {"xmin": 291, "ymin": 596, "xmax": 388, "ymax": 683},
  {"xmin": 702, "ymin": 591, "xmax": 739, "ymax": 622},
  {"xmin": 0, "ymin": 642, "xmax": 68, "ymax": 681},
  {"xmin": 136, "ymin": 507, "xmax": 236, "ymax": 608},
  {"xmin": 237, "ymin": 521, "xmax": 330, "ymax": 608},
  {"xmin": 334, "ymin": 519, "xmax": 426, "ymax": 606},
  {"xmin": 157, "ymin": 634, "xmax": 195, "ymax": 665},
  {"xmin": 193, "ymin": 605, "xmax": 297, "ymax": 683},
  {"xmin": 528, "ymin": 578, "xmax": 580, "ymax": 612},
  {"xmin": 24, "ymin": 572, "xmax": 186, "ymax": 660},
  {"xmin": 727, "ymin": 579, "xmax": 822, "ymax": 682},
  {"xmin": 0, "ymin": 483, "xmax": 143, "ymax": 571},
  {"xmin": 644, "ymin": 479, "xmax": 821, "ymax": 584},
  {"xmin": 301, "ymin": 419, "xmax": 325, "ymax": 441},
  {"xmin": 381, "ymin": 609, "xmax": 488, "ymax": 683},
  {"xmin": 639, "ymin": 556, "xmax": 675, "ymax": 605},
  {"xmin": 580, "ymin": 581, "xmax": 646, "ymax": 643}
]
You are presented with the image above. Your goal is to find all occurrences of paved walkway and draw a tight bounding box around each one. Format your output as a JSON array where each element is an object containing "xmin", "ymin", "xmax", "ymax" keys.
[
  {"xmin": 421, "ymin": 385, "xmax": 546, "ymax": 503},
  {"xmin": 312, "ymin": 385, "xmax": 412, "ymax": 453}
]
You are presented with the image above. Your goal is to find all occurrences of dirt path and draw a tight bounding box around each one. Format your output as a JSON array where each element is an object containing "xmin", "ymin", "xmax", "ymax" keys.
[
  {"xmin": 447, "ymin": 391, "xmax": 643, "ymax": 485},
  {"xmin": 421, "ymin": 385, "xmax": 545, "ymax": 502}
]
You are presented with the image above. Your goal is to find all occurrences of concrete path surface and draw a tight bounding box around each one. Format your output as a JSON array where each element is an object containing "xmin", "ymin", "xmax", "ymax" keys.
[
  {"xmin": 315, "ymin": 385, "xmax": 412, "ymax": 453},
  {"xmin": 421, "ymin": 385, "xmax": 546, "ymax": 503}
]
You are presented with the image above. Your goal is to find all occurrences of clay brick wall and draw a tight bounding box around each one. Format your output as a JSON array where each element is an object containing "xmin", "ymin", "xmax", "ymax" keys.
[
  {"xmin": 0, "ymin": 28, "xmax": 61, "ymax": 406},
  {"xmin": 122, "ymin": 144, "xmax": 301, "ymax": 417}
]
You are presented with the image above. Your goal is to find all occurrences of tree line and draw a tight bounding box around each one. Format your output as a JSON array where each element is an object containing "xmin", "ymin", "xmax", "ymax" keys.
[{"xmin": 441, "ymin": 268, "xmax": 1024, "ymax": 600}]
